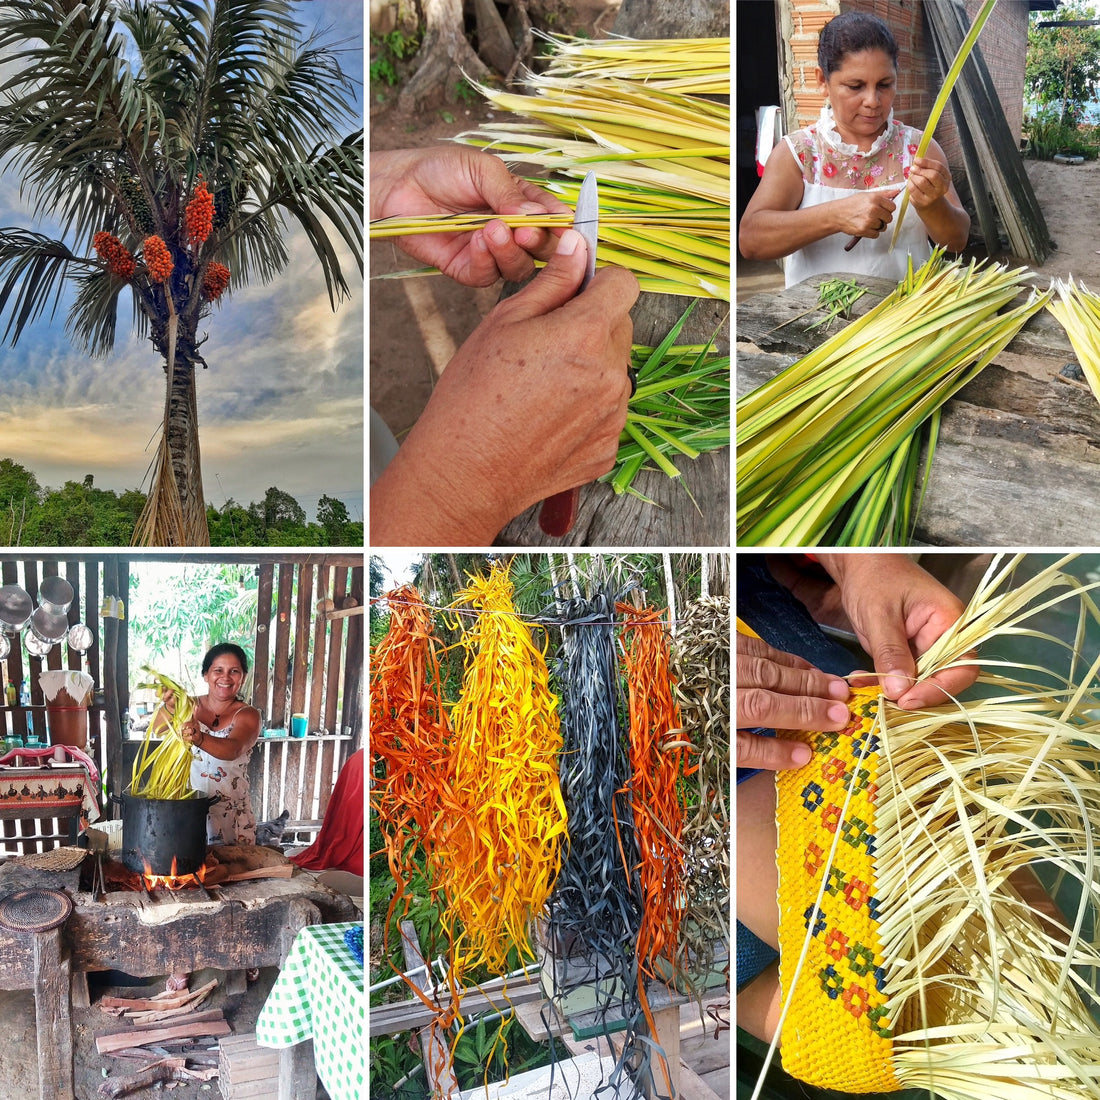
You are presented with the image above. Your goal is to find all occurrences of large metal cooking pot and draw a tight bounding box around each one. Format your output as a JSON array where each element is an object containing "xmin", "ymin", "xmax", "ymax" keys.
[{"xmin": 116, "ymin": 792, "xmax": 219, "ymax": 876}]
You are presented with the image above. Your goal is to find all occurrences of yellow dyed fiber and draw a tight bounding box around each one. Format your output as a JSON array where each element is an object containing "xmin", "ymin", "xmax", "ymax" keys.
[
  {"xmin": 442, "ymin": 564, "xmax": 568, "ymax": 981},
  {"xmin": 776, "ymin": 686, "xmax": 899, "ymax": 1093},
  {"xmin": 130, "ymin": 667, "xmax": 196, "ymax": 800}
]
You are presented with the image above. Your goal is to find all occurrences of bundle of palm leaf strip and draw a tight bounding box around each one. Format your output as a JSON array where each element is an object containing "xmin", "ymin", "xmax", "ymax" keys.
[
  {"xmin": 544, "ymin": 584, "xmax": 646, "ymax": 1095},
  {"xmin": 441, "ymin": 565, "xmax": 567, "ymax": 1083},
  {"xmin": 609, "ymin": 302, "xmax": 729, "ymax": 500},
  {"xmin": 671, "ymin": 596, "xmax": 730, "ymax": 1009},
  {"xmin": 452, "ymin": 36, "xmax": 729, "ymax": 300},
  {"xmin": 760, "ymin": 553, "xmax": 1100, "ymax": 1099},
  {"xmin": 1046, "ymin": 277, "xmax": 1100, "ymax": 401},
  {"xmin": 368, "ymin": 585, "xmax": 452, "ymax": 948},
  {"xmin": 737, "ymin": 249, "xmax": 1051, "ymax": 546}
]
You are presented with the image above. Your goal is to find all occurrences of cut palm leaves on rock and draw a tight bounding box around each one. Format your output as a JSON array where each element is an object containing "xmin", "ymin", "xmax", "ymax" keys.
[
  {"xmin": 609, "ymin": 301, "xmax": 729, "ymax": 501},
  {"xmin": 369, "ymin": 36, "xmax": 730, "ymax": 301},
  {"xmin": 760, "ymin": 553, "xmax": 1100, "ymax": 1100},
  {"xmin": 130, "ymin": 668, "xmax": 196, "ymax": 800},
  {"xmin": 1047, "ymin": 277, "xmax": 1100, "ymax": 400},
  {"xmin": 889, "ymin": 0, "xmax": 998, "ymax": 252},
  {"xmin": 737, "ymin": 250, "xmax": 1050, "ymax": 546}
]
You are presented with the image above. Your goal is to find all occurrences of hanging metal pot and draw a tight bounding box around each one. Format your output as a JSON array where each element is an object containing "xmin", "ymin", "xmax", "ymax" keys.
[{"xmin": 115, "ymin": 792, "xmax": 219, "ymax": 876}]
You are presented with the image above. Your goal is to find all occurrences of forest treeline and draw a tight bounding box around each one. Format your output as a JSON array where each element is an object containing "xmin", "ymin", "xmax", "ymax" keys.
[{"xmin": 0, "ymin": 459, "xmax": 362, "ymax": 547}]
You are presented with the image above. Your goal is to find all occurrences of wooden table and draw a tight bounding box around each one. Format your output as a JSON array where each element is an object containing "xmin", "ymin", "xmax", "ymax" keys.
[
  {"xmin": 499, "ymin": 293, "xmax": 730, "ymax": 546},
  {"xmin": 737, "ymin": 273, "xmax": 1100, "ymax": 546},
  {"xmin": 0, "ymin": 873, "xmax": 354, "ymax": 1100}
]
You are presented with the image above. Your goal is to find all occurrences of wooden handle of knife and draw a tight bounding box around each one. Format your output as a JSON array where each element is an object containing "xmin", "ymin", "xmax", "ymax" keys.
[{"xmin": 538, "ymin": 487, "xmax": 580, "ymax": 537}]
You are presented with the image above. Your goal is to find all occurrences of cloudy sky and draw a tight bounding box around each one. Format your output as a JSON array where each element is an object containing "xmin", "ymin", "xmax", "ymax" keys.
[{"xmin": 0, "ymin": 0, "xmax": 364, "ymax": 522}]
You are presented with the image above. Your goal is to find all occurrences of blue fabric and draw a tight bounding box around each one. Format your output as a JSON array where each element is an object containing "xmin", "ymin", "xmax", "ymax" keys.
[{"xmin": 736, "ymin": 557, "xmax": 863, "ymax": 988}]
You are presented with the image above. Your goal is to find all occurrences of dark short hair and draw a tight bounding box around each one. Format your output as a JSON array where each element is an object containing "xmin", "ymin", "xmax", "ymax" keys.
[
  {"xmin": 818, "ymin": 12, "xmax": 898, "ymax": 77},
  {"xmin": 201, "ymin": 642, "xmax": 250, "ymax": 675}
]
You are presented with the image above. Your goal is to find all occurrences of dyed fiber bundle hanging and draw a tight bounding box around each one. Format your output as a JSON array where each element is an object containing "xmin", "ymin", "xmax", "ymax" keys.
[
  {"xmin": 546, "ymin": 585, "xmax": 643, "ymax": 1053},
  {"xmin": 762, "ymin": 554, "xmax": 1100, "ymax": 1099},
  {"xmin": 671, "ymin": 596, "xmax": 730, "ymax": 998},
  {"xmin": 617, "ymin": 602, "xmax": 688, "ymax": 984},
  {"xmin": 443, "ymin": 564, "xmax": 567, "ymax": 985},
  {"xmin": 369, "ymin": 584, "xmax": 452, "ymax": 929}
]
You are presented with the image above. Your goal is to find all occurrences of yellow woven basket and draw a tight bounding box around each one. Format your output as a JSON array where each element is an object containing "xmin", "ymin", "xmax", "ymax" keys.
[{"xmin": 776, "ymin": 685, "xmax": 900, "ymax": 1093}]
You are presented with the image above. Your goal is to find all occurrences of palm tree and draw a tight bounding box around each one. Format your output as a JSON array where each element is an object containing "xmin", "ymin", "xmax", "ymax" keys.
[{"xmin": 0, "ymin": 0, "xmax": 363, "ymax": 545}]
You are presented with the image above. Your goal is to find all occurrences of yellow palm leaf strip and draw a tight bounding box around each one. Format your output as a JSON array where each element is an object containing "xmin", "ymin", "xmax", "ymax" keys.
[
  {"xmin": 369, "ymin": 585, "xmax": 452, "ymax": 943},
  {"xmin": 1047, "ymin": 277, "xmax": 1100, "ymax": 401},
  {"xmin": 443, "ymin": 563, "xmax": 566, "ymax": 989},
  {"xmin": 131, "ymin": 667, "xmax": 196, "ymax": 799},
  {"xmin": 671, "ymin": 596, "xmax": 730, "ymax": 1007},
  {"xmin": 617, "ymin": 601, "xmax": 688, "ymax": 983}
]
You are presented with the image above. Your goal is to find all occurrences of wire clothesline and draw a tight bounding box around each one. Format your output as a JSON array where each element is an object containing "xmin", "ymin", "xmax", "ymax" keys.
[{"xmin": 369, "ymin": 593, "xmax": 708, "ymax": 630}]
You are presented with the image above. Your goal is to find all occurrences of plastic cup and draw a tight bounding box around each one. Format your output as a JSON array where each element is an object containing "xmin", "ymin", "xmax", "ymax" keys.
[{"xmin": 291, "ymin": 714, "xmax": 307, "ymax": 737}]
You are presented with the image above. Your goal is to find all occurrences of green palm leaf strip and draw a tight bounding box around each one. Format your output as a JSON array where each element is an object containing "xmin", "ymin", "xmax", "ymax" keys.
[
  {"xmin": 890, "ymin": 0, "xmax": 998, "ymax": 250},
  {"xmin": 737, "ymin": 250, "xmax": 1050, "ymax": 546}
]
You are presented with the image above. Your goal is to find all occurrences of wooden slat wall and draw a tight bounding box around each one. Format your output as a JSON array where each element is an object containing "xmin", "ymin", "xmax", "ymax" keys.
[
  {"xmin": 247, "ymin": 561, "xmax": 361, "ymax": 825},
  {"xmin": 0, "ymin": 554, "xmax": 363, "ymax": 854}
]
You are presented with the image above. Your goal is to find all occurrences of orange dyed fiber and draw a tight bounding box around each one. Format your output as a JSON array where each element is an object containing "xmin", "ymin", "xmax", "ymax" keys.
[
  {"xmin": 369, "ymin": 584, "xmax": 452, "ymax": 926},
  {"xmin": 617, "ymin": 602, "xmax": 690, "ymax": 980},
  {"xmin": 443, "ymin": 565, "xmax": 567, "ymax": 982}
]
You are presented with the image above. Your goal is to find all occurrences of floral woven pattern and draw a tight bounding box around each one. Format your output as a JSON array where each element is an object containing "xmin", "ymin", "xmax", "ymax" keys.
[{"xmin": 775, "ymin": 686, "xmax": 900, "ymax": 1092}]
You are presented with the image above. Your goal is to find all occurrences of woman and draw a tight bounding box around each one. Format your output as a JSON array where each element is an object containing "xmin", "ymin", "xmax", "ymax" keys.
[
  {"xmin": 156, "ymin": 642, "xmax": 261, "ymax": 845},
  {"xmin": 739, "ymin": 11, "xmax": 970, "ymax": 286}
]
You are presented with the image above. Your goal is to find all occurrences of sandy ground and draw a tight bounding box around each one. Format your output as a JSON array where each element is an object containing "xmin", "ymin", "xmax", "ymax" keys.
[{"xmin": 1022, "ymin": 156, "xmax": 1100, "ymax": 284}]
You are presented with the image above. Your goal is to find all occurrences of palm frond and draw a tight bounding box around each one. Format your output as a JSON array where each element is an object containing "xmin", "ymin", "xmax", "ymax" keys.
[{"xmin": 0, "ymin": 229, "xmax": 90, "ymax": 345}]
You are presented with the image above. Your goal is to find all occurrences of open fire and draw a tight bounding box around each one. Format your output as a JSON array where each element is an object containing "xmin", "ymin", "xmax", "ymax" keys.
[{"xmin": 140, "ymin": 855, "xmax": 209, "ymax": 891}]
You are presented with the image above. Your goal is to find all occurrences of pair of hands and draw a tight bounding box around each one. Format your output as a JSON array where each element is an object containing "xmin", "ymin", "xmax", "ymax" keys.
[
  {"xmin": 835, "ymin": 155, "xmax": 953, "ymax": 240},
  {"xmin": 737, "ymin": 555, "xmax": 978, "ymax": 771},
  {"xmin": 371, "ymin": 147, "xmax": 638, "ymax": 545}
]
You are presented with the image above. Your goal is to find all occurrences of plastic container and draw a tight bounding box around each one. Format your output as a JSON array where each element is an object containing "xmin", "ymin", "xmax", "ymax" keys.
[{"xmin": 291, "ymin": 714, "xmax": 307, "ymax": 737}]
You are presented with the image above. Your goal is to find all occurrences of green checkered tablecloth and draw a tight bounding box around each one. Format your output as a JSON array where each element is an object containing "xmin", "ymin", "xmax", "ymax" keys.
[{"xmin": 256, "ymin": 921, "xmax": 365, "ymax": 1100}]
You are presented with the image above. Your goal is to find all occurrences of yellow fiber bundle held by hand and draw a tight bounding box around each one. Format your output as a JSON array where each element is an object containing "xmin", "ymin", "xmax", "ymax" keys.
[{"xmin": 130, "ymin": 667, "xmax": 196, "ymax": 800}]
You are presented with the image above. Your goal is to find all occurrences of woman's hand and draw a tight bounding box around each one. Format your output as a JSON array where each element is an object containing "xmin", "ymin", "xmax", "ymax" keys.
[
  {"xmin": 737, "ymin": 633, "xmax": 851, "ymax": 771},
  {"xmin": 816, "ymin": 554, "xmax": 978, "ymax": 708},
  {"xmin": 179, "ymin": 721, "xmax": 200, "ymax": 747},
  {"xmin": 371, "ymin": 231, "xmax": 639, "ymax": 545},
  {"xmin": 371, "ymin": 146, "xmax": 571, "ymax": 286},
  {"xmin": 833, "ymin": 188, "xmax": 902, "ymax": 239},
  {"xmin": 906, "ymin": 155, "xmax": 952, "ymax": 209}
]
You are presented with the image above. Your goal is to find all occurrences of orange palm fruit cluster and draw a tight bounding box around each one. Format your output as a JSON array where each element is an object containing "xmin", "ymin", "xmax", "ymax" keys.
[
  {"xmin": 143, "ymin": 235, "xmax": 174, "ymax": 283},
  {"xmin": 93, "ymin": 231, "xmax": 136, "ymax": 279},
  {"xmin": 201, "ymin": 262, "xmax": 230, "ymax": 301},
  {"xmin": 183, "ymin": 175, "xmax": 215, "ymax": 246}
]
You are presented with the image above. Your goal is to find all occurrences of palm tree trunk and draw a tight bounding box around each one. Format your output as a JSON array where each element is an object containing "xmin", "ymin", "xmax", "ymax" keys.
[{"xmin": 132, "ymin": 308, "xmax": 210, "ymax": 546}]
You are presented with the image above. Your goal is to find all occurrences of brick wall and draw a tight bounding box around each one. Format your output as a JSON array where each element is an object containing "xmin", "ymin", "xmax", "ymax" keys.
[{"xmin": 782, "ymin": 0, "xmax": 1030, "ymax": 168}]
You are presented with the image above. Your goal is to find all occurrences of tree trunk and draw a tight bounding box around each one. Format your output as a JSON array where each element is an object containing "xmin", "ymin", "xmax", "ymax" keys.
[
  {"xmin": 132, "ymin": 311, "xmax": 210, "ymax": 547},
  {"xmin": 611, "ymin": 0, "xmax": 729, "ymax": 38},
  {"xmin": 399, "ymin": 0, "xmax": 491, "ymax": 111}
]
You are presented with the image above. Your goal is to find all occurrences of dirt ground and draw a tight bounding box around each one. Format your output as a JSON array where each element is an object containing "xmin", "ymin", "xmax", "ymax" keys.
[
  {"xmin": 1022, "ymin": 156, "xmax": 1100, "ymax": 285},
  {"xmin": 0, "ymin": 966, "xmax": 328, "ymax": 1100}
]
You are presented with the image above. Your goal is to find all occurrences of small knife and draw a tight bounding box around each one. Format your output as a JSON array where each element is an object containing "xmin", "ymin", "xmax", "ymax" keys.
[{"xmin": 538, "ymin": 171, "xmax": 599, "ymax": 538}]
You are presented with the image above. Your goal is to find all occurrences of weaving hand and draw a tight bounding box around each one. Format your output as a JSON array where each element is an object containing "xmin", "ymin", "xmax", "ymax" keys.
[
  {"xmin": 816, "ymin": 553, "xmax": 978, "ymax": 708},
  {"xmin": 737, "ymin": 633, "xmax": 851, "ymax": 771}
]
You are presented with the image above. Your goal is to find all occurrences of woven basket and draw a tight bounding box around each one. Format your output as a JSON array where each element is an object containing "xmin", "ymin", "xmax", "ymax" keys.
[{"xmin": 776, "ymin": 686, "xmax": 898, "ymax": 1092}]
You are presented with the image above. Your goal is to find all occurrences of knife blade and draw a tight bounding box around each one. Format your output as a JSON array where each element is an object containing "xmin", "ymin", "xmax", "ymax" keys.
[{"xmin": 538, "ymin": 172, "xmax": 599, "ymax": 538}]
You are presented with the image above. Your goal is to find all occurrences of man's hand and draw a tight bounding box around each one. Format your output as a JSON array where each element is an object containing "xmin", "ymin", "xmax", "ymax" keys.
[
  {"xmin": 370, "ymin": 230, "xmax": 638, "ymax": 546},
  {"xmin": 737, "ymin": 633, "xmax": 851, "ymax": 771},
  {"xmin": 817, "ymin": 554, "xmax": 977, "ymax": 708},
  {"xmin": 371, "ymin": 146, "xmax": 571, "ymax": 286}
]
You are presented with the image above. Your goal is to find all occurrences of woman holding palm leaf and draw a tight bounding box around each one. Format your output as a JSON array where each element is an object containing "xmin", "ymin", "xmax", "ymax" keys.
[{"xmin": 739, "ymin": 11, "xmax": 970, "ymax": 286}]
